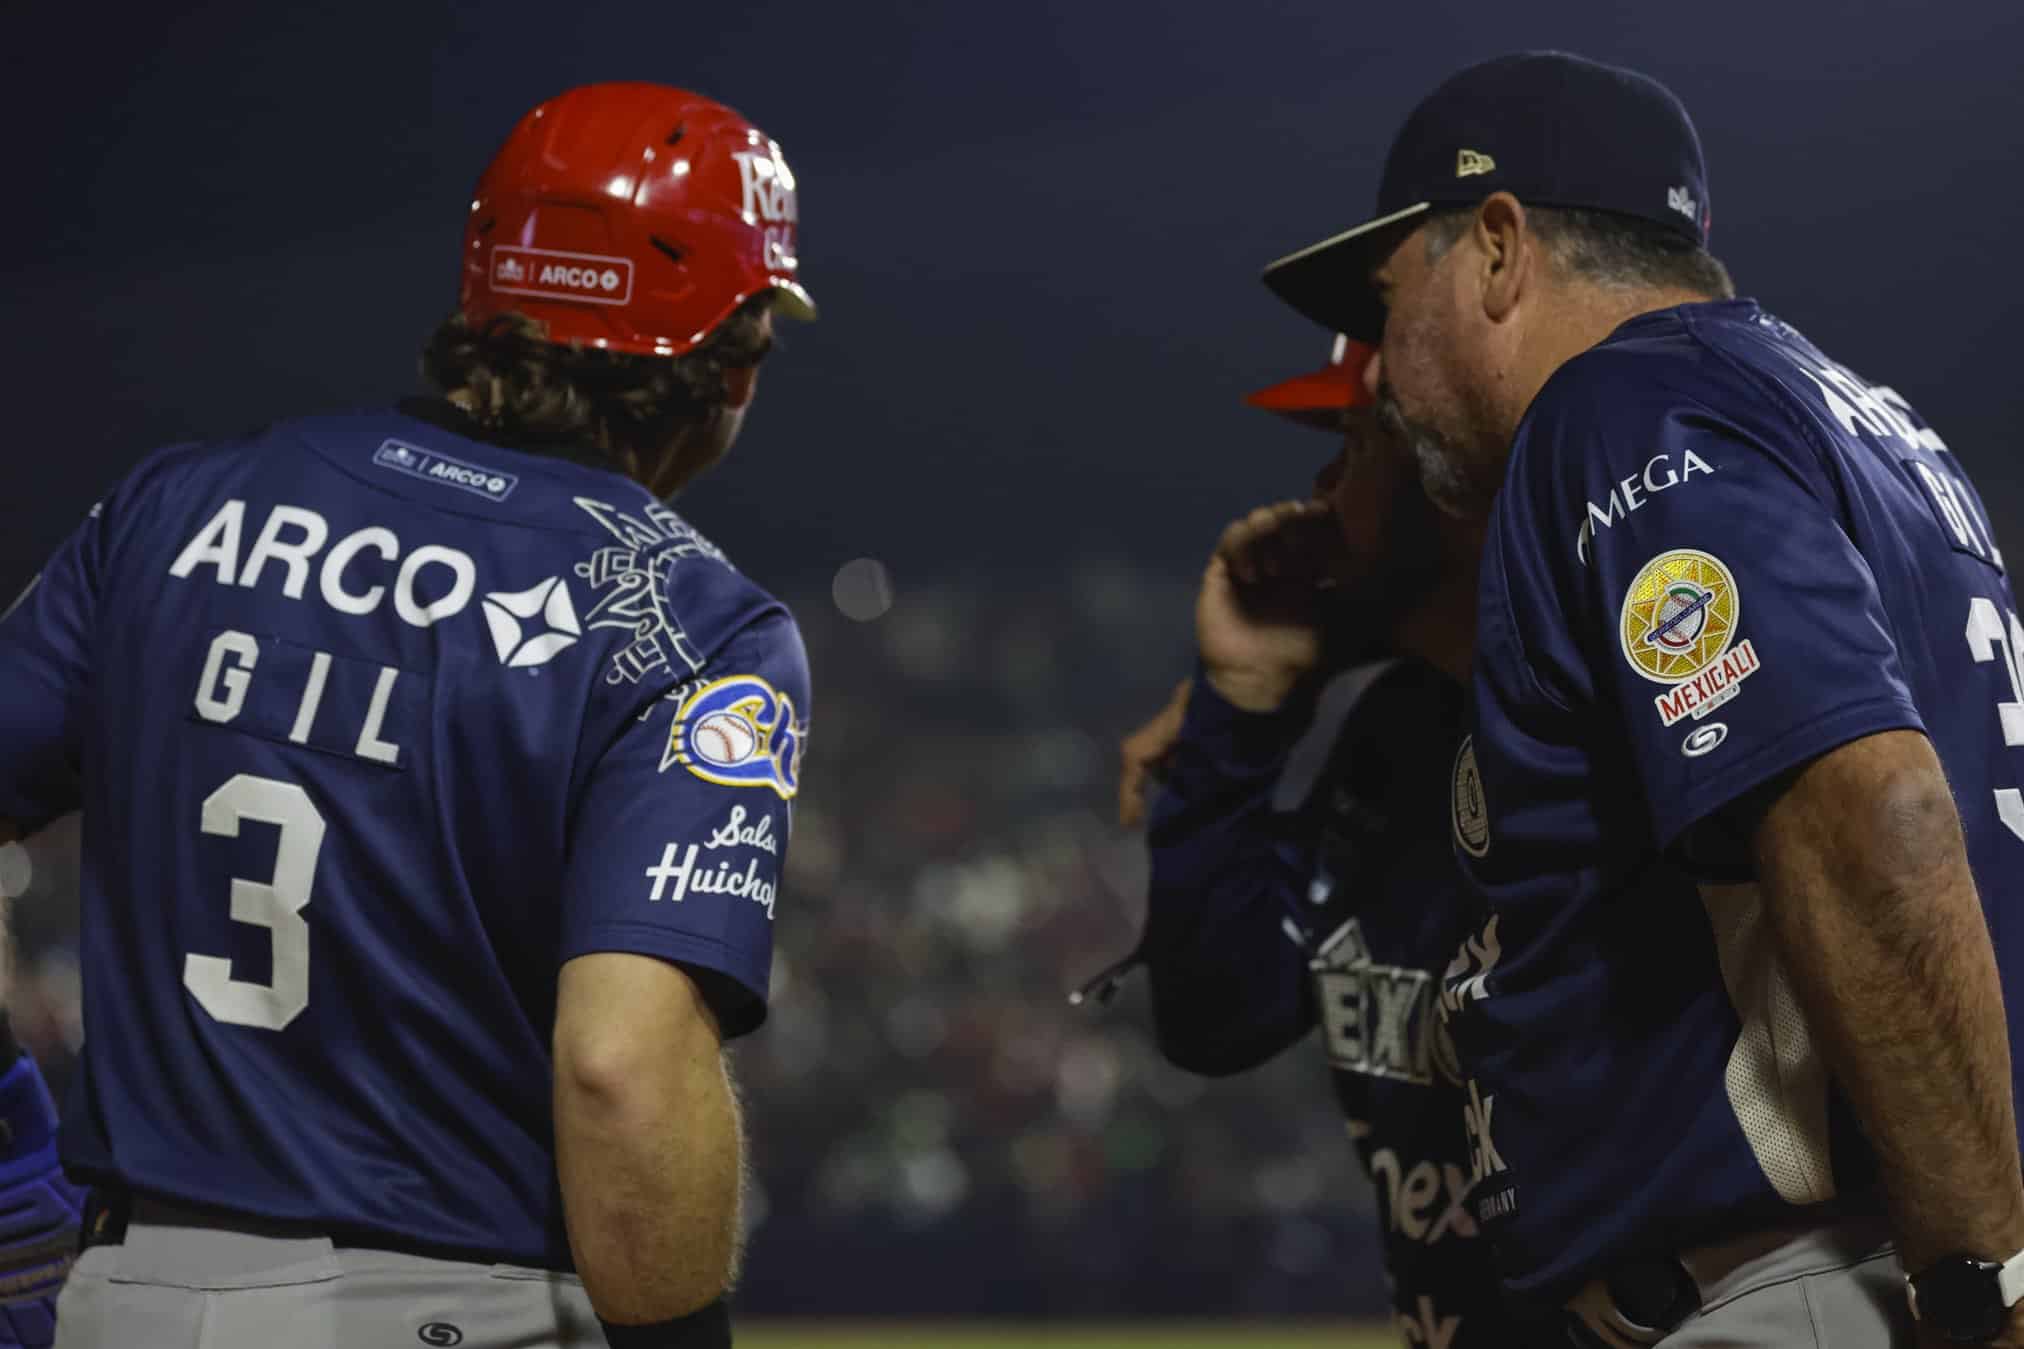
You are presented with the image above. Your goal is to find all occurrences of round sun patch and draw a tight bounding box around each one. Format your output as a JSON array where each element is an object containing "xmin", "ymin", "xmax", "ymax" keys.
[{"xmin": 1619, "ymin": 549, "xmax": 1740, "ymax": 685}]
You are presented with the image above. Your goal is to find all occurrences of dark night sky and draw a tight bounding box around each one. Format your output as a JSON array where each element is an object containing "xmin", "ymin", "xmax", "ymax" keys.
[{"xmin": 6, "ymin": 1, "xmax": 2021, "ymax": 601}]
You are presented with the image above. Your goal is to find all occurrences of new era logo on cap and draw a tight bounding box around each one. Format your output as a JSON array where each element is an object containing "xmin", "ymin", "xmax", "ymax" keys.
[{"xmin": 1263, "ymin": 51, "xmax": 1711, "ymax": 342}]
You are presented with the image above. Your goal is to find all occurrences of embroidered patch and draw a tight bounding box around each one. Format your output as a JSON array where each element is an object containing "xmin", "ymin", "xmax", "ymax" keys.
[
  {"xmin": 1452, "ymin": 736, "xmax": 1490, "ymax": 859},
  {"xmin": 662, "ymin": 675, "xmax": 804, "ymax": 799},
  {"xmin": 1620, "ymin": 549, "xmax": 1761, "ymax": 726}
]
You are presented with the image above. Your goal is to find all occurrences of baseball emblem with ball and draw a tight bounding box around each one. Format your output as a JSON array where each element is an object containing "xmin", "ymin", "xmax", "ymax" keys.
[
  {"xmin": 663, "ymin": 675, "xmax": 805, "ymax": 799},
  {"xmin": 691, "ymin": 710, "xmax": 761, "ymax": 767}
]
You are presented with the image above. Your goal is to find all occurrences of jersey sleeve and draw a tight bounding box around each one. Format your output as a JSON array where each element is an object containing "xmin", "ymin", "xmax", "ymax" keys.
[
  {"xmin": 1504, "ymin": 348, "xmax": 1924, "ymax": 863},
  {"xmin": 0, "ymin": 504, "xmax": 108, "ymax": 828},
  {"xmin": 1141, "ymin": 670, "xmax": 1321, "ymax": 1075},
  {"xmin": 559, "ymin": 610, "xmax": 809, "ymax": 1038}
]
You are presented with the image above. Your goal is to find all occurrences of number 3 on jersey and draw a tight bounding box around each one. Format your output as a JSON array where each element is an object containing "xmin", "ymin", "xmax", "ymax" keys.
[
  {"xmin": 1966, "ymin": 596, "xmax": 2024, "ymax": 844},
  {"xmin": 184, "ymin": 774, "xmax": 325, "ymax": 1031}
]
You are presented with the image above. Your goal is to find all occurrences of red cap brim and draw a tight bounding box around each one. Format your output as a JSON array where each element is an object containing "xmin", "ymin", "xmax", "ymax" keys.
[{"xmin": 1243, "ymin": 338, "xmax": 1375, "ymax": 430}]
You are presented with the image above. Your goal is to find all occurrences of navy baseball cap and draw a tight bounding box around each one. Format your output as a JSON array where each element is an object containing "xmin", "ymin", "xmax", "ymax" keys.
[{"xmin": 1263, "ymin": 51, "xmax": 1711, "ymax": 342}]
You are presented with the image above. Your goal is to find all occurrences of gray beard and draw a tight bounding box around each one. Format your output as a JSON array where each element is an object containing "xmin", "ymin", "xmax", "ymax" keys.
[{"xmin": 1376, "ymin": 386, "xmax": 1496, "ymax": 519}]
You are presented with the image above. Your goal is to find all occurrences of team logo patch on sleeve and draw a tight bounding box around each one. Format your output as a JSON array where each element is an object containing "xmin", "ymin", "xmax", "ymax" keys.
[
  {"xmin": 662, "ymin": 675, "xmax": 804, "ymax": 799},
  {"xmin": 1620, "ymin": 549, "xmax": 1761, "ymax": 726},
  {"xmin": 1452, "ymin": 736, "xmax": 1490, "ymax": 859}
]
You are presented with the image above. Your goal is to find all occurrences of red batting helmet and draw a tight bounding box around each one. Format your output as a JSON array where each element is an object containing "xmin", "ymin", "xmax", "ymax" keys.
[
  {"xmin": 1244, "ymin": 335, "xmax": 1375, "ymax": 432},
  {"xmin": 459, "ymin": 82, "xmax": 817, "ymax": 358}
]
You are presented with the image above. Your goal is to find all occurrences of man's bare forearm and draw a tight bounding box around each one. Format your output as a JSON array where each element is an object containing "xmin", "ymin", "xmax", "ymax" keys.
[
  {"xmin": 554, "ymin": 956, "xmax": 743, "ymax": 1324},
  {"xmin": 1754, "ymin": 730, "xmax": 2024, "ymax": 1273}
]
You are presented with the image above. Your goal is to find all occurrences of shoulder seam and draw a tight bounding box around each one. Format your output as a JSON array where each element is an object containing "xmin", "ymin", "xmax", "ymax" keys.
[{"xmin": 1674, "ymin": 311, "xmax": 1841, "ymax": 500}]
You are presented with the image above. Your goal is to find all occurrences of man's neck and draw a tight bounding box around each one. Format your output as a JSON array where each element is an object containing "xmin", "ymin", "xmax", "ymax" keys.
[{"xmin": 1500, "ymin": 285, "xmax": 1717, "ymax": 443}]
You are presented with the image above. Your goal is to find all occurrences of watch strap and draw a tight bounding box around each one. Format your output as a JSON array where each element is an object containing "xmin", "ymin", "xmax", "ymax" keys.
[{"xmin": 1998, "ymin": 1246, "xmax": 2024, "ymax": 1311}]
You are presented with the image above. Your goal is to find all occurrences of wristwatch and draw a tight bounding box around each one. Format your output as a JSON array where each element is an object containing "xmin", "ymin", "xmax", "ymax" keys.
[{"xmin": 1907, "ymin": 1249, "xmax": 2024, "ymax": 1343}]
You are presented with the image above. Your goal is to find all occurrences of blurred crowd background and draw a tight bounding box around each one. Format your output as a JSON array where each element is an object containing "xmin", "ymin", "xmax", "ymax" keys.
[{"xmin": 5, "ymin": 0, "xmax": 2019, "ymax": 1329}]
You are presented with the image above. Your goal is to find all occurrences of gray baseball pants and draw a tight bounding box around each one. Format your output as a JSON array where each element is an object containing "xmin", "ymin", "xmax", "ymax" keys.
[
  {"xmin": 53, "ymin": 1198, "xmax": 606, "ymax": 1349},
  {"xmin": 1567, "ymin": 1215, "xmax": 1915, "ymax": 1347}
]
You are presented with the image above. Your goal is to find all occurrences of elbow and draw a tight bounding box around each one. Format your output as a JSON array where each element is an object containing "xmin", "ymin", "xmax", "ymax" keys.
[
  {"xmin": 554, "ymin": 1017, "xmax": 719, "ymax": 1120},
  {"xmin": 1835, "ymin": 758, "xmax": 1967, "ymax": 906},
  {"xmin": 553, "ymin": 953, "xmax": 726, "ymax": 1117},
  {"xmin": 554, "ymin": 1027, "xmax": 654, "ymax": 1117},
  {"xmin": 1756, "ymin": 730, "xmax": 1971, "ymax": 917}
]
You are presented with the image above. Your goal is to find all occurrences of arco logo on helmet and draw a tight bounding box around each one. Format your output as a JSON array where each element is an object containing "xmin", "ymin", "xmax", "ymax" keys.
[{"xmin": 489, "ymin": 246, "xmax": 634, "ymax": 307}]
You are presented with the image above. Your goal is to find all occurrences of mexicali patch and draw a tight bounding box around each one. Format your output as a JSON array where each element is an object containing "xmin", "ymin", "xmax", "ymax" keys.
[
  {"xmin": 662, "ymin": 675, "xmax": 804, "ymax": 799},
  {"xmin": 1619, "ymin": 548, "xmax": 1760, "ymax": 726}
]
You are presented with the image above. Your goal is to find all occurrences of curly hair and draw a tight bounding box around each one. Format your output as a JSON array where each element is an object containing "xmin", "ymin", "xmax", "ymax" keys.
[{"xmin": 419, "ymin": 296, "xmax": 774, "ymax": 468}]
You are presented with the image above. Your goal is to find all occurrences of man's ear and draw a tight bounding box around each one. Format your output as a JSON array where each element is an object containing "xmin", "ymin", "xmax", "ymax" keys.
[
  {"xmin": 1474, "ymin": 192, "xmax": 1531, "ymax": 325},
  {"xmin": 721, "ymin": 364, "xmax": 760, "ymax": 411}
]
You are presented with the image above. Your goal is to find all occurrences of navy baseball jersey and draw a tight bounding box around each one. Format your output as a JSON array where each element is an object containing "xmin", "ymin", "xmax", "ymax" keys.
[
  {"xmin": 0, "ymin": 402, "xmax": 808, "ymax": 1269},
  {"xmin": 1452, "ymin": 298, "xmax": 2022, "ymax": 1306},
  {"xmin": 1143, "ymin": 660, "xmax": 1515, "ymax": 1346}
]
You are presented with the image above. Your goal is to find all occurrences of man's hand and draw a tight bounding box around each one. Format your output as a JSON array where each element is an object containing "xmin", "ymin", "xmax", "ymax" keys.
[
  {"xmin": 1196, "ymin": 500, "xmax": 1349, "ymax": 713},
  {"xmin": 1118, "ymin": 679, "xmax": 1192, "ymax": 828}
]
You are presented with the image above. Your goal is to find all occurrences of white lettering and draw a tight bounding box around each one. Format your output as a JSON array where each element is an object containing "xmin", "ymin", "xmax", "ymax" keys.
[
  {"xmin": 537, "ymin": 263, "xmax": 610, "ymax": 291},
  {"xmin": 289, "ymin": 651, "xmax": 332, "ymax": 744},
  {"xmin": 1917, "ymin": 462, "xmax": 1976, "ymax": 550},
  {"xmin": 1315, "ymin": 923, "xmax": 1445, "ymax": 1086},
  {"xmin": 1618, "ymin": 472, "xmax": 1645, "ymax": 513},
  {"xmin": 425, "ymin": 461, "xmax": 506, "ymax": 493},
  {"xmin": 705, "ymin": 804, "xmax": 779, "ymax": 854},
  {"xmin": 238, "ymin": 506, "xmax": 329, "ymax": 600},
  {"xmin": 194, "ymin": 630, "xmax": 259, "ymax": 723},
  {"xmin": 175, "ymin": 505, "xmax": 486, "ymax": 631},
  {"xmin": 1642, "ymin": 453, "xmax": 1677, "ymax": 493},
  {"xmin": 733, "ymin": 151, "xmax": 799, "ymax": 223},
  {"xmin": 1464, "ymin": 1079, "xmax": 1506, "ymax": 1181},
  {"xmin": 355, "ymin": 666, "xmax": 402, "ymax": 765},
  {"xmin": 1803, "ymin": 362, "xmax": 1922, "ymax": 446},
  {"xmin": 1318, "ymin": 969, "xmax": 1366, "ymax": 1070},
  {"xmin": 761, "ymin": 225, "xmax": 795, "ymax": 271},
  {"xmin": 1369, "ymin": 974, "xmax": 1422, "ymax": 1077},
  {"xmin": 393, "ymin": 545, "xmax": 475, "ymax": 627},
  {"xmin": 319, "ymin": 527, "xmax": 397, "ymax": 615},
  {"xmin": 169, "ymin": 500, "xmax": 247, "ymax": 585},
  {"xmin": 1574, "ymin": 451, "xmax": 1719, "ymax": 564},
  {"xmin": 643, "ymin": 842, "xmax": 777, "ymax": 919}
]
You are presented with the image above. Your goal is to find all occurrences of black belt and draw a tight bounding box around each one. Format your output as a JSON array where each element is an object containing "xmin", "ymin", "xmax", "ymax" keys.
[
  {"xmin": 78, "ymin": 1188, "xmax": 554, "ymax": 1273},
  {"xmin": 78, "ymin": 1189, "xmax": 128, "ymax": 1253}
]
